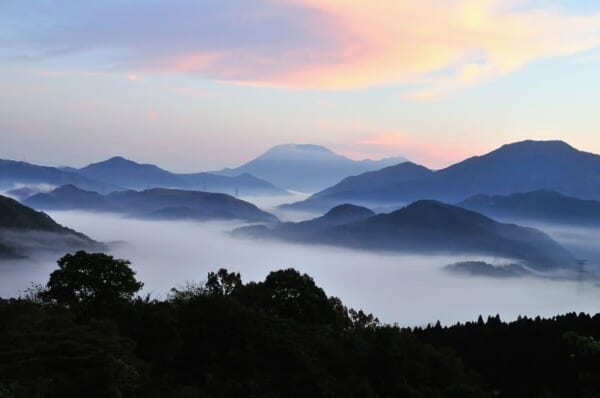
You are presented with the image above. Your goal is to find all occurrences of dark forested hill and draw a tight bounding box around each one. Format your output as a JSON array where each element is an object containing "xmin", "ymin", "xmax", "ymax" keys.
[{"xmin": 0, "ymin": 195, "xmax": 98, "ymax": 258}]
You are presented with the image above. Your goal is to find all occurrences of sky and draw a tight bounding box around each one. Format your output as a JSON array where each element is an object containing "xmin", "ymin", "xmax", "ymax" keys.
[{"xmin": 1, "ymin": 0, "xmax": 600, "ymax": 172}]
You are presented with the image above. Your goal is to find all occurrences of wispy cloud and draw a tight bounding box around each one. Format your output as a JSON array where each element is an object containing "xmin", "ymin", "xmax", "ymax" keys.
[
  {"xmin": 3, "ymin": 0, "xmax": 600, "ymax": 99},
  {"xmin": 338, "ymin": 131, "xmax": 488, "ymax": 168}
]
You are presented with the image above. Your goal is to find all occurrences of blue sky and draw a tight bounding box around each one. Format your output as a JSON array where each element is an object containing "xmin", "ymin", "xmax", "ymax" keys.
[{"xmin": 1, "ymin": 0, "xmax": 600, "ymax": 171}]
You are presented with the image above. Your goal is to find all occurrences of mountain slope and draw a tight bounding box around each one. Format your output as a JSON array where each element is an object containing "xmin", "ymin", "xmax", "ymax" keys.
[
  {"xmin": 241, "ymin": 204, "xmax": 375, "ymax": 241},
  {"xmin": 458, "ymin": 190, "xmax": 600, "ymax": 226},
  {"xmin": 236, "ymin": 201, "xmax": 576, "ymax": 270},
  {"xmin": 219, "ymin": 144, "xmax": 406, "ymax": 192},
  {"xmin": 6, "ymin": 186, "xmax": 45, "ymax": 201},
  {"xmin": 24, "ymin": 185, "xmax": 120, "ymax": 213},
  {"xmin": 286, "ymin": 140, "xmax": 600, "ymax": 210},
  {"xmin": 288, "ymin": 162, "xmax": 433, "ymax": 210},
  {"xmin": 0, "ymin": 195, "xmax": 98, "ymax": 258},
  {"xmin": 78, "ymin": 156, "xmax": 286, "ymax": 195}
]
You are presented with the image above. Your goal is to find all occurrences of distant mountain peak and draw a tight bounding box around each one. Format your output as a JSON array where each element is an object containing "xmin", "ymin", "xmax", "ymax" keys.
[
  {"xmin": 494, "ymin": 140, "xmax": 576, "ymax": 154},
  {"xmin": 107, "ymin": 155, "xmax": 129, "ymax": 162},
  {"xmin": 94, "ymin": 156, "xmax": 147, "ymax": 167},
  {"xmin": 53, "ymin": 184, "xmax": 83, "ymax": 193},
  {"xmin": 267, "ymin": 144, "xmax": 334, "ymax": 154},
  {"xmin": 396, "ymin": 200, "xmax": 459, "ymax": 217},
  {"xmin": 259, "ymin": 144, "xmax": 338, "ymax": 160},
  {"xmin": 222, "ymin": 143, "xmax": 407, "ymax": 192}
]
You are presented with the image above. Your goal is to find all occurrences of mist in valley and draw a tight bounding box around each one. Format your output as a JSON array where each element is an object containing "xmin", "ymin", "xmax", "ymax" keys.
[{"xmin": 3, "ymin": 204, "xmax": 600, "ymax": 327}]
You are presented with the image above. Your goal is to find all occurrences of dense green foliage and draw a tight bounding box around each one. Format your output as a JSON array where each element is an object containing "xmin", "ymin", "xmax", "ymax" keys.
[{"xmin": 1, "ymin": 251, "xmax": 600, "ymax": 397}]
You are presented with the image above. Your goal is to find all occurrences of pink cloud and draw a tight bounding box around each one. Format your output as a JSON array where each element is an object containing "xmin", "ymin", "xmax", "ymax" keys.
[
  {"xmin": 147, "ymin": 110, "xmax": 158, "ymax": 121},
  {"xmin": 12, "ymin": 1, "xmax": 600, "ymax": 99},
  {"xmin": 340, "ymin": 131, "xmax": 489, "ymax": 169},
  {"xmin": 267, "ymin": 0, "xmax": 600, "ymax": 97}
]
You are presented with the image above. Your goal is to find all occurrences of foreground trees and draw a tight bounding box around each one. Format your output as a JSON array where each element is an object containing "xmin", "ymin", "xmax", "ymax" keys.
[
  {"xmin": 41, "ymin": 251, "xmax": 143, "ymax": 311},
  {"xmin": 0, "ymin": 251, "xmax": 600, "ymax": 397}
]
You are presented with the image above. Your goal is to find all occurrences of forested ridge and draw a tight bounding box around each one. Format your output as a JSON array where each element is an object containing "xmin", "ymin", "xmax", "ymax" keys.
[{"xmin": 1, "ymin": 251, "xmax": 599, "ymax": 397}]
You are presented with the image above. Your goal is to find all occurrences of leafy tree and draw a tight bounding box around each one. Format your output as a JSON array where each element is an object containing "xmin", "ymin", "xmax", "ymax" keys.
[
  {"xmin": 205, "ymin": 268, "xmax": 242, "ymax": 296},
  {"xmin": 168, "ymin": 269, "xmax": 242, "ymax": 302},
  {"xmin": 241, "ymin": 268, "xmax": 337, "ymax": 324},
  {"xmin": 348, "ymin": 308, "xmax": 379, "ymax": 330},
  {"xmin": 168, "ymin": 281, "xmax": 206, "ymax": 302},
  {"xmin": 42, "ymin": 251, "xmax": 143, "ymax": 310}
]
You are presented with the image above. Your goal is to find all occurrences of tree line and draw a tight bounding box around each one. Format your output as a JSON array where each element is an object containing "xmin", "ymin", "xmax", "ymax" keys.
[{"xmin": 0, "ymin": 251, "xmax": 599, "ymax": 397}]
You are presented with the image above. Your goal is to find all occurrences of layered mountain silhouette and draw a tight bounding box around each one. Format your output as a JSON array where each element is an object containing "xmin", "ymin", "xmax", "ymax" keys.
[
  {"xmin": 78, "ymin": 156, "xmax": 286, "ymax": 195},
  {"xmin": 218, "ymin": 144, "xmax": 406, "ymax": 192},
  {"xmin": 25, "ymin": 185, "xmax": 120, "ymax": 213},
  {"xmin": 107, "ymin": 188, "xmax": 278, "ymax": 222},
  {"xmin": 458, "ymin": 190, "xmax": 600, "ymax": 226},
  {"xmin": 235, "ymin": 201, "xmax": 576, "ymax": 270},
  {"xmin": 283, "ymin": 162, "xmax": 433, "ymax": 210},
  {"xmin": 1, "ymin": 156, "xmax": 287, "ymax": 197},
  {"xmin": 24, "ymin": 185, "xmax": 278, "ymax": 223},
  {"xmin": 286, "ymin": 140, "xmax": 600, "ymax": 211},
  {"xmin": 0, "ymin": 159, "xmax": 117, "ymax": 194},
  {"xmin": 6, "ymin": 186, "xmax": 45, "ymax": 201},
  {"xmin": 0, "ymin": 195, "xmax": 99, "ymax": 259}
]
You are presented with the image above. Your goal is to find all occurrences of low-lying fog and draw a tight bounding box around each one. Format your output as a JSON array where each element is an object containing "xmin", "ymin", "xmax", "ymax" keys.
[{"xmin": 3, "ymin": 206, "xmax": 600, "ymax": 327}]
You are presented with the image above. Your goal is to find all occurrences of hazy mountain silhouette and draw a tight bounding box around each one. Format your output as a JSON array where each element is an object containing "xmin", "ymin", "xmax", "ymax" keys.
[
  {"xmin": 218, "ymin": 144, "xmax": 407, "ymax": 192},
  {"xmin": 23, "ymin": 185, "xmax": 278, "ymax": 223},
  {"xmin": 0, "ymin": 159, "xmax": 118, "ymax": 194},
  {"xmin": 106, "ymin": 188, "xmax": 278, "ymax": 222},
  {"xmin": 0, "ymin": 194, "xmax": 98, "ymax": 258},
  {"xmin": 286, "ymin": 140, "xmax": 600, "ymax": 210},
  {"xmin": 79, "ymin": 156, "xmax": 179, "ymax": 188},
  {"xmin": 283, "ymin": 161, "xmax": 433, "ymax": 210},
  {"xmin": 25, "ymin": 185, "xmax": 121, "ymax": 213},
  {"xmin": 236, "ymin": 201, "xmax": 576, "ymax": 270},
  {"xmin": 243, "ymin": 204, "xmax": 376, "ymax": 241},
  {"xmin": 78, "ymin": 156, "xmax": 286, "ymax": 195},
  {"xmin": 6, "ymin": 186, "xmax": 45, "ymax": 201},
  {"xmin": 458, "ymin": 190, "xmax": 600, "ymax": 226}
]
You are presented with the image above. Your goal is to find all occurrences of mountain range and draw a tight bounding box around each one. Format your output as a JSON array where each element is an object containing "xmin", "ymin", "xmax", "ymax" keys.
[
  {"xmin": 0, "ymin": 194, "xmax": 99, "ymax": 259},
  {"xmin": 285, "ymin": 140, "xmax": 600, "ymax": 211},
  {"xmin": 218, "ymin": 144, "xmax": 407, "ymax": 192},
  {"xmin": 0, "ymin": 156, "xmax": 287, "ymax": 197},
  {"xmin": 24, "ymin": 185, "xmax": 278, "ymax": 223},
  {"xmin": 78, "ymin": 156, "xmax": 286, "ymax": 195},
  {"xmin": 0, "ymin": 159, "xmax": 118, "ymax": 194},
  {"xmin": 2, "ymin": 144, "xmax": 407, "ymax": 197},
  {"xmin": 25, "ymin": 185, "xmax": 120, "ymax": 213},
  {"xmin": 235, "ymin": 201, "xmax": 576, "ymax": 270}
]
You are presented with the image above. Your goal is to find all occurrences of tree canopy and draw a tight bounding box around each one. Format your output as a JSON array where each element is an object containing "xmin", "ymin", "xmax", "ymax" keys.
[{"xmin": 41, "ymin": 251, "xmax": 143, "ymax": 310}]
